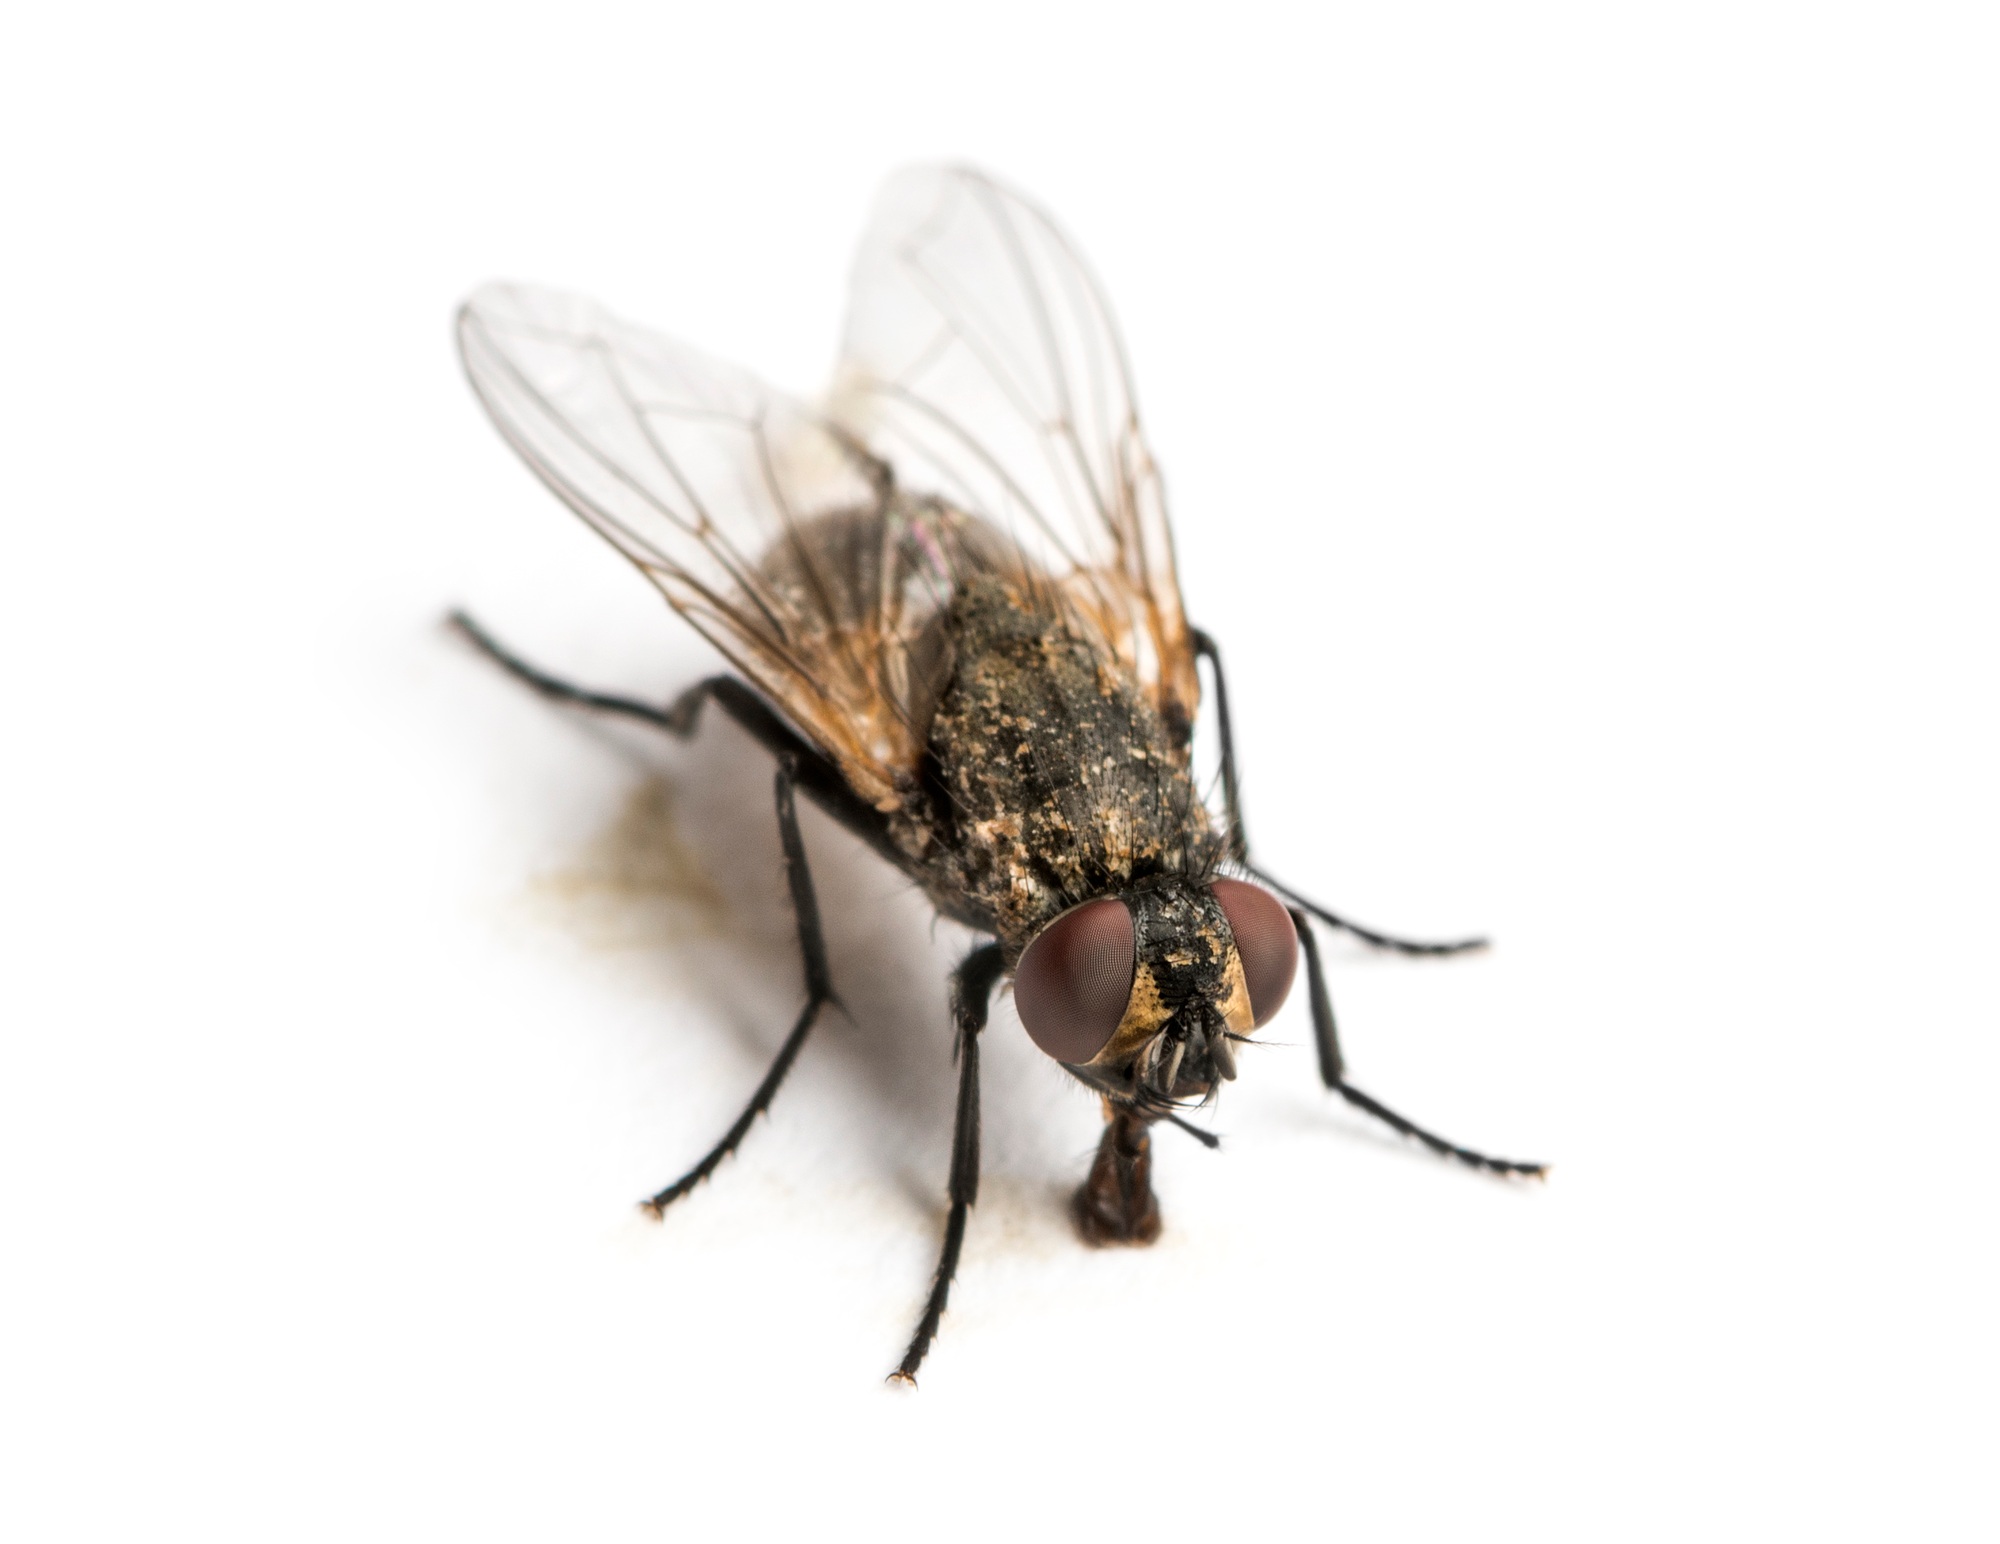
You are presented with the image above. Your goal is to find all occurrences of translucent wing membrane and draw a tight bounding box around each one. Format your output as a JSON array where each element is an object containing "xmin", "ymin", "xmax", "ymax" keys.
[
  {"xmin": 458, "ymin": 167, "xmax": 1199, "ymax": 805},
  {"xmin": 833, "ymin": 167, "xmax": 1199, "ymax": 734},
  {"xmin": 461, "ymin": 283, "xmax": 959, "ymax": 808}
]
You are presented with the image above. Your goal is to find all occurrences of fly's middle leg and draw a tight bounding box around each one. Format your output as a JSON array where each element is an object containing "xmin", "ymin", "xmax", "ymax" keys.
[
  {"xmin": 1190, "ymin": 629, "xmax": 1246, "ymax": 863},
  {"xmin": 1262, "ymin": 876, "xmax": 1489, "ymax": 956},
  {"xmin": 1192, "ymin": 625, "xmax": 1486, "ymax": 957},
  {"xmin": 1073, "ymin": 1103, "xmax": 1163, "ymax": 1246}
]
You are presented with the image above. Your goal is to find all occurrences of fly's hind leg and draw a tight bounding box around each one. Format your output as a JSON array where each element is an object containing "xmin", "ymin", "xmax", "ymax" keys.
[
  {"xmin": 1072, "ymin": 1104, "xmax": 1163, "ymax": 1246},
  {"xmin": 891, "ymin": 942, "xmax": 1006, "ymax": 1388},
  {"xmin": 449, "ymin": 612, "xmax": 865, "ymax": 1209},
  {"xmin": 1291, "ymin": 907, "xmax": 1546, "ymax": 1179},
  {"xmin": 451, "ymin": 610, "xmax": 712, "ymax": 738},
  {"xmin": 642, "ymin": 756, "xmax": 838, "ymax": 1214},
  {"xmin": 448, "ymin": 610, "xmax": 902, "ymax": 863}
]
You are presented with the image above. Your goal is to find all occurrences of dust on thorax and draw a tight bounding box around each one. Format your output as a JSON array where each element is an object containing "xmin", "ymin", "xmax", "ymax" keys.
[{"xmin": 892, "ymin": 575, "xmax": 1226, "ymax": 955}]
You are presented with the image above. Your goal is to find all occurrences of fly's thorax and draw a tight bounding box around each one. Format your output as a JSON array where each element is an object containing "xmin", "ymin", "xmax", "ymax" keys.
[{"xmin": 916, "ymin": 575, "xmax": 1224, "ymax": 942}]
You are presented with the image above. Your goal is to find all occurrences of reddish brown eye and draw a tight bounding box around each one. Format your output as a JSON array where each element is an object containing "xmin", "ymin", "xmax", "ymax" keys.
[
  {"xmin": 1211, "ymin": 879, "xmax": 1297, "ymax": 1028},
  {"xmin": 1013, "ymin": 899, "xmax": 1135, "ymax": 1063}
]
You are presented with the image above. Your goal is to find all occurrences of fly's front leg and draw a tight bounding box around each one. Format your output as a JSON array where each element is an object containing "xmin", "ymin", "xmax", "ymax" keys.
[
  {"xmin": 1291, "ymin": 906, "xmax": 1546, "ymax": 1180},
  {"xmin": 890, "ymin": 942, "xmax": 1005, "ymax": 1388},
  {"xmin": 641, "ymin": 756, "xmax": 838, "ymax": 1214},
  {"xmin": 1072, "ymin": 1104, "xmax": 1162, "ymax": 1247}
]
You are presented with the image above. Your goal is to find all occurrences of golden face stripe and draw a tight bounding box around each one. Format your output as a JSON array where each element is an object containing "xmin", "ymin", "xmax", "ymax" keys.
[
  {"xmin": 1089, "ymin": 961, "xmax": 1175, "ymax": 1066},
  {"xmin": 1084, "ymin": 940, "xmax": 1257, "ymax": 1071},
  {"xmin": 1214, "ymin": 945, "xmax": 1255, "ymax": 1037}
]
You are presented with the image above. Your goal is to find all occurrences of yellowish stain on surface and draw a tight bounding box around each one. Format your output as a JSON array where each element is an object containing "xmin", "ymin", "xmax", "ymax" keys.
[{"xmin": 528, "ymin": 776, "xmax": 728, "ymax": 948}]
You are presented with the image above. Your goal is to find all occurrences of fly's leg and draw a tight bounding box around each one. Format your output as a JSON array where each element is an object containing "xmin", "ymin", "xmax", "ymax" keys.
[
  {"xmin": 1291, "ymin": 907, "xmax": 1546, "ymax": 1179},
  {"xmin": 451, "ymin": 610, "xmax": 704, "ymax": 737},
  {"xmin": 1191, "ymin": 627, "xmax": 1487, "ymax": 956},
  {"xmin": 449, "ymin": 610, "xmax": 901, "ymax": 864},
  {"xmin": 1072, "ymin": 1104, "xmax": 1163, "ymax": 1246},
  {"xmin": 1262, "ymin": 875, "xmax": 1488, "ymax": 956},
  {"xmin": 642, "ymin": 758, "xmax": 836, "ymax": 1214},
  {"xmin": 1292, "ymin": 907, "xmax": 1346, "ymax": 1084},
  {"xmin": 890, "ymin": 942, "xmax": 1006, "ymax": 1388},
  {"xmin": 1191, "ymin": 629, "xmax": 1247, "ymax": 863},
  {"xmin": 1200, "ymin": 629, "xmax": 1536, "ymax": 1174},
  {"xmin": 450, "ymin": 611, "xmax": 910, "ymax": 1203}
]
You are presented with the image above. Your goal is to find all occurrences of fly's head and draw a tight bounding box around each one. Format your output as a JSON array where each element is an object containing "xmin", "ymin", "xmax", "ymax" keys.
[{"xmin": 1012, "ymin": 877, "xmax": 1297, "ymax": 1116}]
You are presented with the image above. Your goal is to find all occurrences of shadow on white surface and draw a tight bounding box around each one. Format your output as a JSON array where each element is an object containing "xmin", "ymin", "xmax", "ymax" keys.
[{"xmin": 7, "ymin": 5, "xmax": 1996, "ymax": 1538}]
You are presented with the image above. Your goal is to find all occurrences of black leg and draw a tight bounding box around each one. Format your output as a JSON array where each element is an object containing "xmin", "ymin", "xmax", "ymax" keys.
[
  {"xmin": 890, "ymin": 942, "xmax": 1006, "ymax": 1387},
  {"xmin": 640, "ymin": 757, "xmax": 838, "ymax": 1215},
  {"xmin": 1291, "ymin": 906, "xmax": 1546, "ymax": 1180},
  {"xmin": 1191, "ymin": 629, "xmax": 1246, "ymax": 863},
  {"xmin": 452, "ymin": 609, "xmax": 699, "ymax": 736},
  {"xmin": 1191, "ymin": 624, "xmax": 1486, "ymax": 957},
  {"xmin": 449, "ymin": 610, "xmax": 903, "ymax": 867},
  {"xmin": 1291, "ymin": 907, "xmax": 1345, "ymax": 1084},
  {"xmin": 1258, "ymin": 870, "xmax": 1488, "ymax": 957}
]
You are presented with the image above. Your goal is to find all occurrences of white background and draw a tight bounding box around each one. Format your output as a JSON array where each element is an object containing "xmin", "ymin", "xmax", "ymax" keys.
[{"xmin": 5, "ymin": 4, "xmax": 1995, "ymax": 1539}]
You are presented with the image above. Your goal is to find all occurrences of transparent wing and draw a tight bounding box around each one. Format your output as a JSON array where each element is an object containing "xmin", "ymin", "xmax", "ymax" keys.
[
  {"xmin": 831, "ymin": 166, "xmax": 1200, "ymax": 736},
  {"xmin": 460, "ymin": 281, "xmax": 971, "ymax": 809}
]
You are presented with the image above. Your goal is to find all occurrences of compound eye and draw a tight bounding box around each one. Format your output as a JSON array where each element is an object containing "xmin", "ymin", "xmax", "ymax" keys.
[
  {"xmin": 1211, "ymin": 879, "xmax": 1297, "ymax": 1028},
  {"xmin": 1013, "ymin": 899, "xmax": 1135, "ymax": 1063}
]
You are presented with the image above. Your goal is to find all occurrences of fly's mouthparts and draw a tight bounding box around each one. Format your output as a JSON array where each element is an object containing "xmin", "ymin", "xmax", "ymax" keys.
[{"xmin": 1207, "ymin": 1023, "xmax": 1238, "ymax": 1082}]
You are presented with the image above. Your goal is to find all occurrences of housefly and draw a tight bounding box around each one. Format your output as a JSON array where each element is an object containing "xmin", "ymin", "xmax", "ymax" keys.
[{"xmin": 453, "ymin": 166, "xmax": 1544, "ymax": 1385}]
